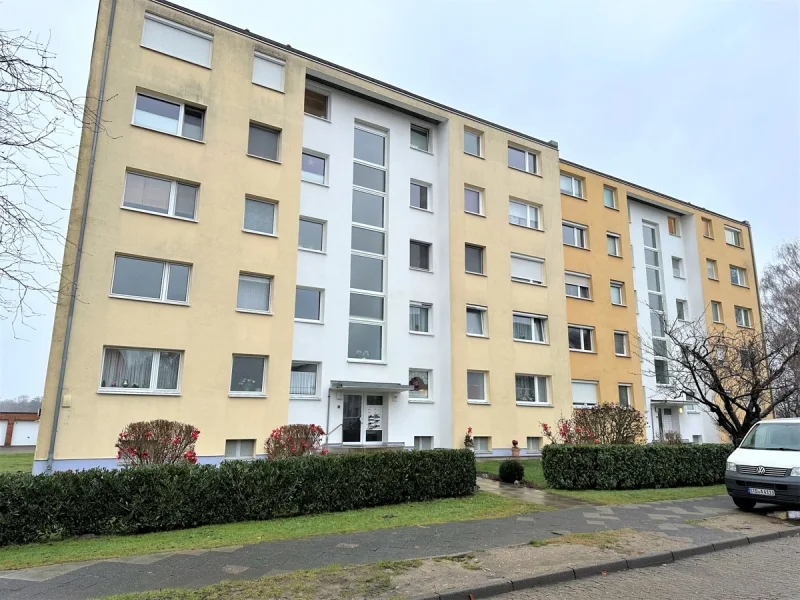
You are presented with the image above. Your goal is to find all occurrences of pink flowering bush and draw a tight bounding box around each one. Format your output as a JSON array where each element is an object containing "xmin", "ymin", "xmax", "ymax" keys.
[
  {"xmin": 115, "ymin": 420, "xmax": 200, "ymax": 467},
  {"xmin": 264, "ymin": 424, "xmax": 327, "ymax": 459},
  {"xmin": 541, "ymin": 417, "xmax": 600, "ymax": 445}
]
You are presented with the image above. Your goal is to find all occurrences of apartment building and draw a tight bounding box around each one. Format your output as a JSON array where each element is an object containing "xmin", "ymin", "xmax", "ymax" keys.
[{"xmin": 33, "ymin": 0, "xmax": 759, "ymax": 472}]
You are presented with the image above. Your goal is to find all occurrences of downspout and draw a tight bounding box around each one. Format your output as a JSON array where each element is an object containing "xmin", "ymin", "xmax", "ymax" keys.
[
  {"xmin": 45, "ymin": 0, "xmax": 117, "ymax": 474},
  {"xmin": 324, "ymin": 388, "xmax": 331, "ymax": 448}
]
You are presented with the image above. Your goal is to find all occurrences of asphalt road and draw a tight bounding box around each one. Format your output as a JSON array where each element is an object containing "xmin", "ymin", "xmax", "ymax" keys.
[{"xmin": 500, "ymin": 536, "xmax": 800, "ymax": 599}]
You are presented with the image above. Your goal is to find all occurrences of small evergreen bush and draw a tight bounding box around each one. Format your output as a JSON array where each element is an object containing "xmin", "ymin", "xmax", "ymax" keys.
[{"xmin": 498, "ymin": 459, "xmax": 525, "ymax": 483}]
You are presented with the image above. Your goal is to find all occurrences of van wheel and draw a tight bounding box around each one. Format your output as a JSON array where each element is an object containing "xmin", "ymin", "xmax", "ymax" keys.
[{"xmin": 733, "ymin": 497, "xmax": 757, "ymax": 511}]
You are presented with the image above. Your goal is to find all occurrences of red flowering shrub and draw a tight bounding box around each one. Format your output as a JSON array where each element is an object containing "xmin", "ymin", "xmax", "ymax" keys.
[
  {"xmin": 115, "ymin": 420, "xmax": 200, "ymax": 467},
  {"xmin": 464, "ymin": 426, "xmax": 474, "ymax": 449},
  {"xmin": 264, "ymin": 424, "xmax": 326, "ymax": 459},
  {"xmin": 541, "ymin": 417, "xmax": 599, "ymax": 445}
]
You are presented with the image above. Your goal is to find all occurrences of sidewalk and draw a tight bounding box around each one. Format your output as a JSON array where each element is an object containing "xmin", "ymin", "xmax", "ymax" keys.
[{"xmin": 0, "ymin": 494, "xmax": 740, "ymax": 599}]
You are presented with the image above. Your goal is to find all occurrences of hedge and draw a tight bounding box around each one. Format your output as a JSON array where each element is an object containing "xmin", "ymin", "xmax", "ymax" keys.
[
  {"xmin": 541, "ymin": 444, "xmax": 733, "ymax": 490},
  {"xmin": 0, "ymin": 449, "xmax": 475, "ymax": 546}
]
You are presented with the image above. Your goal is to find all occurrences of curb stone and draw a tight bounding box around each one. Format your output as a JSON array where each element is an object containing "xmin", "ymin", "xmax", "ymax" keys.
[
  {"xmin": 711, "ymin": 537, "xmax": 748, "ymax": 551},
  {"xmin": 625, "ymin": 550, "xmax": 674, "ymax": 569}
]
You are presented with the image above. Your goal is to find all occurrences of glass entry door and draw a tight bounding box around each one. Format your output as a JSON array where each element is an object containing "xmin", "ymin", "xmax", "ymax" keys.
[
  {"xmin": 343, "ymin": 395, "xmax": 362, "ymax": 442},
  {"xmin": 365, "ymin": 395, "xmax": 384, "ymax": 442},
  {"xmin": 342, "ymin": 394, "xmax": 384, "ymax": 443}
]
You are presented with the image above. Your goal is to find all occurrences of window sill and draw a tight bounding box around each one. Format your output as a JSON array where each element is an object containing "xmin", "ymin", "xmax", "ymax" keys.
[
  {"xmin": 299, "ymin": 247, "xmax": 326, "ymax": 255},
  {"xmin": 561, "ymin": 192, "xmax": 585, "ymax": 200},
  {"xmin": 608, "ymin": 254, "xmax": 623, "ymax": 259},
  {"xmin": 242, "ymin": 228, "xmax": 278, "ymax": 238},
  {"xmin": 465, "ymin": 210, "xmax": 486, "ymax": 218},
  {"xmin": 615, "ymin": 353, "xmax": 631, "ymax": 358},
  {"xmin": 408, "ymin": 399, "xmax": 434, "ymax": 404},
  {"xmin": 410, "ymin": 205, "xmax": 433, "ymax": 214},
  {"xmin": 121, "ymin": 206, "xmax": 198, "ymax": 223},
  {"xmin": 708, "ymin": 277, "xmax": 719, "ymax": 282},
  {"xmin": 466, "ymin": 333, "xmax": 489, "ymax": 339},
  {"xmin": 301, "ymin": 178, "xmax": 329, "ymax": 187},
  {"xmin": 605, "ymin": 205, "xmax": 620, "ymax": 211},
  {"xmin": 563, "ymin": 244, "xmax": 591, "ymax": 251},
  {"xmin": 516, "ymin": 402, "xmax": 553, "ymax": 408},
  {"xmin": 290, "ymin": 396, "xmax": 322, "ymax": 401},
  {"xmin": 611, "ymin": 302, "xmax": 627, "ymax": 307},
  {"xmin": 109, "ymin": 294, "xmax": 190, "ymax": 307},
  {"xmin": 409, "ymin": 330, "xmax": 434, "ymax": 336},
  {"xmin": 736, "ymin": 324, "xmax": 754, "ymax": 330},
  {"xmin": 303, "ymin": 113, "xmax": 330, "ymax": 123},
  {"xmin": 513, "ymin": 338, "xmax": 549, "ymax": 345},
  {"xmin": 703, "ymin": 235, "xmax": 715, "ymax": 240},
  {"xmin": 509, "ymin": 222, "xmax": 544, "ymax": 233},
  {"xmin": 508, "ymin": 166, "xmax": 543, "ymax": 178},
  {"xmin": 236, "ymin": 309, "xmax": 273, "ymax": 316},
  {"xmin": 732, "ymin": 283, "xmax": 750, "ymax": 289},
  {"xmin": 410, "ymin": 145, "xmax": 434, "ymax": 156},
  {"xmin": 130, "ymin": 122, "xmax": 206, "ymax": 144},
  {"xmin": 247, "ymin": 153, "xmax": 282, "ymax": 165},
  {"xmin": 712, "ymin": 320, "xmax": 724, "ymax": 325},
  {"xmin": 346, "ymin": 359, "xmax": 387, "ymax": 365},
  {"xmin": 295, "ymin": 318, "xmax": 324, "ymax": 325},
  {"xmin": 464, "ymin": 152, "xmax": 484, "ymax": 159},
  {"xmin": 673, "ymin": 275, "xmax": 686, "ymax": 280},
  {"xmin": 566, "ymin": 296, "xmax": 593, "ymax": 302},
  {"xmin": 465, "ymin": 271, "xmax": 487, "ymax": 277},
  {"xmin": 669, "ymin": 233, "xmax": 682, "ymax": 238},
  {"xmin": 569, "ymin": 349, "xmax": 596, "ymax": 354},
  {"xmin": 511, "ymin": 279, "xmax": 545, "ymax": 287},
  {"xmin": 467, "ymin": 400, "xmax": 490, "ymax": 405},
  {"xmin": 229, "ymin": 393, "xmax": 268, "ymax": 398},
  {"xmin": 98, "ymin": 389, "xmax": 181, "ymax": 397},
  {"xmin": 410, "ymin": 267, "xmax": 434, "ymax": 274}
]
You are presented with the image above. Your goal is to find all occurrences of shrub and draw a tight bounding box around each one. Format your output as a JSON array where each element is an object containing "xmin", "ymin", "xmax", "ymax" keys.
[
  {"xmin": 541, "ymin": 417, "xmax": 598, "ymax": 445},
  {"xmin": 498, "ymin": 460, "xmax": 525, "ymax": 484},
  {"xmin": 0, "ymin": 449, "xmax": 475, "ymax": 546},
  {"xmin": 657, "ymin": 431, "xmax": 684, "ymax": 444},
  {"xmin": 541, "ymin": 443, "xmax": 733, "ymax": 490},
  {"xmin": 264, "ymin": 424, "xmax": 326, "ymax": 459},
  {"xmin": 115, "ymin": 420, "xmax": 199, "ymax": 466},
  {"xmin": 572, "ymin": 405, "xmax": 646, "ymax": 445}
]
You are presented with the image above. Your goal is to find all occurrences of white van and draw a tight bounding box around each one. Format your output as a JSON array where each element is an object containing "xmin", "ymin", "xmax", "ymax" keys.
[{"xmin": 726, "ymin": 417, "xmax": 800, "ymax": 510}]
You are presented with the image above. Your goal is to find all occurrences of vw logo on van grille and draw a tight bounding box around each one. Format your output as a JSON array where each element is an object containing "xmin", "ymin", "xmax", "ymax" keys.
[{"xmin": 756, "ymin": 465, "xmax": 766, "ymax": 475}]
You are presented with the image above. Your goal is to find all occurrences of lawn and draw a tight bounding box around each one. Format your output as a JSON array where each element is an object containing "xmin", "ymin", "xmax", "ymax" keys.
[
  {"xmin": 0, "ymin": 452, "xmax": 33, "ymax": 473},
  {"xmin": 476, "ymin": 459, "xmax": 726, "ymax": 505},
  {"xmin": 0, "ymin": 491, "xmax": 540, "ymax": 571}
]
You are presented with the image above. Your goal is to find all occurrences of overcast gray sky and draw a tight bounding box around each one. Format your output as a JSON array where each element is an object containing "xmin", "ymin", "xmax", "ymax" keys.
[{"xmin": 1, "ymin": 0, "xmax": 798, "ymax": 399}]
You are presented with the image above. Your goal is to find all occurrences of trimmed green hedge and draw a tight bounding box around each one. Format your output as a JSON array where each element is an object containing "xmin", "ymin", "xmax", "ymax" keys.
[
  {"xmin": 0, "ymin": 449, "xmax": 475, "ymax": 546},
  {"xmin": 542, "ymin": 444, "xmax": 733, "ymax": 490}
]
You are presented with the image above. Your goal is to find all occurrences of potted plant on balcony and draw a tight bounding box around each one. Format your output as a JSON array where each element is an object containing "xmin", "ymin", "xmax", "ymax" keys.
[
  {"xmin": 464, "ymin": 426, "xmax": 474, "ymax": 451},
  {"xmin": 511, "ymin": 439, "xmax": 520, "ymax": 457}
]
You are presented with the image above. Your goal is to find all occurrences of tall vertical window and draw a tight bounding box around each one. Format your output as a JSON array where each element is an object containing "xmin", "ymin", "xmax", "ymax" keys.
[
  {"xmin": 706, "ymin": 259, "xmax": 718, "ymax": 280},
  {"xmin": 644, "ymin": 223, "xmax": 668, "ymax": 384},
  {"xmin": 711, "ymin": 301, "xmax": 723, "ymax": 323},
  {"xmin": 672, "ymin": 257, "xmax": 684, "ymax": 278},
  {"xmin": 676, "ymin": 299, "xmax": 688, "ymax": 321},
  {"xmin": 603, "ymin": 186, "xmax": 617, "ymax": 209},
  {"xmin": 515, "ymin": 374, "xmax": 548, "ymax": 404},
  {"xmin": 464, "ymin": 186, "xmax": 482, "ymax": 215},
  {"xmin": 667, "ymin": 215, "xmax": 680, "ymax": 236},
  {"xmin": 618, "ymin": 384, "xmax": 632, "ymax": 408},
  {"xmin": 141, "ymin": 13, "xmax": 213, "ymax": 67},
  {"xmin": 464, "ymin": 129, "xmax": 482, "ymax": 156},
  {"xmin": 610, "ymin": 281, "xmax": 625, "ymax": 305},
  {"xmin": 606, "ymin": 233, "xmax": 621, "ymax": 256},
  {"xmin": 123, "ymin": 172, "xmax": 197, "ymax": 220},
  {"xmin": 702, "ymin": 218, "xmax": 714, "ymax": 238}
]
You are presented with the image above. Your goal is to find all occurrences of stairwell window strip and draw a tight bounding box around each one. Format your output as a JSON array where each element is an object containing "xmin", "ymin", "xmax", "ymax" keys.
[
  {"xmin": 99, "ymin": 347, "xmax": 183, "ymax": 394},
  {"xmin": 141, "ymin": 13, "xmax": 213, "ymax": 68},
  {"xmin": 512, "ymin": 312, "xmax": 547, "ymax": 343},
  {"xmin": 643, "ymin": 222, "xmax": 668, "ymax": 384},
  {"xmin": 122, "ymin": 171, "xmax": 198, "ymax": 220},
  {"xmin": 515, "ymin": 374, "xmax": 549, "ymax": 404},
  {"xmin": 111, "ymin": 255, "xmax": 190, "ymax": 304},
  {"xmin": 133, "ymin": 93, "xmax": 205, "ymax": 141}
]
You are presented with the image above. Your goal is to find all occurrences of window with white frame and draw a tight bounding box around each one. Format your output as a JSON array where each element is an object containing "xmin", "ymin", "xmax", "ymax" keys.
[
  {"xmin": 724, "ymin": 225, "xmax": 743, "ymax": 247},
  {"xmin": 527, "ymin": 437, "xmax": 541, "ymax": 453},
  {"xmin": 676, "ymin": 299, "xmax": 688, "ymax": 321},
  {"xmin": 614, "ymin": 331, "xmax": 629, "ymax": 356},
  {"xmin": 707, "ymin": 259, "xmax": 718, "ymax": 280},
  {"xmin": 465, "ymin": 244, "xmax": 485, "ymax": 275},
  {"xmin": 353, "ymin": 189, "xmax": 384, "ymax": 228},
  {"xmin": 568, "ymin": 325, "xmax": 594, "ymax": 352},
  {"xmin": 466, "ymin": 305, "xmax": 487, "ymax": 336},
  {"xmin": 243, "ymin": 197, "xmax": 276, "ymax": 235},
  {"xmin": 414, "ymin": 436, "xmax": 433, "ymax": 450},
  {"xmin": 672, "ymin": 256, "xmax": 684, "ymax": 278},
  {"xmin": 509, "ymin": 199, "xmax": 540, "ymax": 229},
  {"xmin": 510, "ymin": 253, "xmax": 544, "ymax": 285},
  {"xmin": 606, "ymin": 233, "xmax": 621, "ymax": 256},
  {"xmin": 565, "ymin": 272, "xmax": 591, "ymax": 299},
  {"xmin": 133, "ymin": 93, "xmax": 205, "ymax": 140},
  {"xmin": 304, "ymin": 88, "xmax": 329, "ymax": 119},
  {"xmin": 687, "ymin": 402, "xmax": 700, "ymax": 414},
  {"xmin": 730, "ymin": 265, "xmax": 748, "ymax": 287},
  {"xmin": 562, "ymin": 221, "xmax": 588, "ymax": 248},
  {"xmin": 409, "ymin": 369, "xmax": 430, "ymax": 400},
  {"xmin": 409, "ymin": 302, "xmax": 431, "ymax": 333},
  {"xmin": 252, "ymin": 53, "xmax": 284, "ymax": 91},
  {"xmin": 123, "ymin": 172, "xmax": 197, "ymax": 219},
  {"xmin": 248, "ymin": 122, "xmax": 280, "ymax": 161},
  {"xmin": 560, "ymin": 173, "xmax": 583, "ymax": 197},
  {"xmin": 141, "ymin": 13, "xmax": 212, "ymax": 67},
  {"xmin": 464, "ymin": 186, "xmax": 482, "ymax": 215},
  {"xmin": 515, "ymin": 374, "xmax": 548, "ymax": 404},
  {"xmin": 410, "ymin": 124, "xmax": 430, "ymax": 152},
  {"xmin": 473, "ymin": 436, "xmax": 490, "ymax": 452},
  {"xmin": 295, "ymin": 287, "xmax": 323, "ymax": 322},
  {"xmin": 229, "ymin": 355, "xmax": 267, "ymax": 395},
  {"xmin": 571, "ymin": 380, "xmax": 598, "ymax": 408},
  {"xmin": 702, "ymin": 218, "xmax": 714, "ymax": 238},
  {"xmin": 225, "ymin": 439, "xmax": 256, "ymax": 460},
  {"xmin": 508, "ymin": 145, "xmax": 538, "ymax": 174},
  {"xmin": 735, "ymin": 306, "xmax": 752, "ymax": 328},
  {"xmin": 513, "ymin": 312, "xmax": 547, "ymax": 343},
  {"xmin": 667, "ymin": 215, "xmax": 680, "ymax": 236},
  {"xmin": 618, "ymin": 384, "xmax": 632, "ymax": 408},
  {"xmin": 603, "ymin": 186, "xmax": 617, "ymax": 209},
  {"xmin": 464, "ymin": 128, "xmax": 482, "ymax": 156},
  {"xmin": 301, "ymin": 151, "xmax": 326, "ymax": 184},
  {"xmin": 298, "ymin": 218, "xmax": 324, "ymax": 252},
  {"xmin": 410, "ymin": 240, "xmax": 431, "ymax": 271},
  {"xmin": 711, "ymin": 301, "xmax": 723, "ymax": 323},
  {"xmin": 111, "ymin": 255, "xmax": 190, "ymax": 303},
  {"xmin": 410, "ymin": 181, "xmax": 430, "ymax": 210},
  {"xmin": 290, "ymin": 362, "xmax": 319, "ymax": 397},
  {"xmin": 610, "ymin": 281, "xmax": 625, "ymax": 306},
  {"xmin": 467, "ymin": 371, "xmax": 487, "ymax": 402},
  {"xmin": 99, "ymin": 347, "xmax": 182, "ymax": 393},
  {"xmin": 237, "ymin": 273, "xmax": 271, "ymax": 313}
]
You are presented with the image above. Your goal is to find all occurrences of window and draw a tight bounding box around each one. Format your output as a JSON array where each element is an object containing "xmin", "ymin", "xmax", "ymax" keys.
[
  {"xmin": 464, "ymin": 186, "xmax": 482, "ymax": 215},
  {"xmin": 237, "ymin": 273, "xmax": 271, "ymax": 313},
  {"xmin": 348, "ymin": 322, "xmax": 382, "ymax": 360},
  {"xmin": 352, "ymin": 189, "xmax": 384, "ymax": 228},
  {"xmin": 560, "ymin": 173, "xmax": 583, "ymax": 197},
  {"xmin": 99, "ymin": 347, "xmax": 182, "ymax": 393},
  {"xmin": 614, "ymin": 331, "xmax": 629, "ymax": 356},
  {"xmin": 572, "ymin": 380, "xmax": 598, "ymax": 408},
  {"xmin": 354, "ymin": 126, "xmax": 386, "ymax": 165},
  {"xmin": 298, "ymin": 218, "xmax": 324, "ymax": 252},
  {"xmin": 568, "ymin": 325, "xmax": 594, "ymax": 352},
  {"xmin": 225, "ymin": 439, "xmax": 255, "ymax": 460},
  {"xmin": 230, "ymin": 355, "xmax": 266, "ymax": 396},
  {"xmin": 654, "ymin": 333, "xmax": 669, "ymax": 384},
  {"xmin": 243, "ymin": 197, "xmax": 276, "ymax": 235},
  {"xmin": 409, "ymin": 302, "xmax": 431, "ymax": 333},
  {"xmin": 123, "ymin": 172, "xmax": 197, "ymax": 219},
  {"xmin": 513, "ymin": 312, "xmax": 547, "ymax": 343},
  {"xmin": 715, "ymin": 346, "xmax": 726, "ymax": 363},
  {"xmin": 730, "ymin": 265, "xmax": 748, "ymax": 287},
  {"xmin": 692, "ymin": 435, "xmax": 703, "ymax": 444},
  {"xmin": 133, "ymin": 93, "xmax": 205, "ymax": 140},
  {"xmin": 509, "ymin": 199, "xmax": 540, "ymax": 229},
  {"xmin": 410, "ymin": 125, "xmax": 430, "ymax": 152},
  {"xmin": 606, "ymin": 233, "xmax": 621, "ymax": 256},
  {"xmin": 467, "ymin": 371, "xmax": 487, "ymax": 402},
  {"xmin": 301, "ymin": 151, "xmax": 326, "ymax": 184},
  {"xmin": 410, "ymin": 241, "xmax": 431, "ymax": 271},
  {"xmin": 295, "ymin": 287, "xmax": 322, "ymax": 321},
  {"xmin": 350, "ymin": 293, "xmax": 383, "ymax": 321},
  {"xmin": 687, "ymin": 403, "xmax": 700, "ymax": 414},
  {"xmin": 515, "ymin": 374, "xmax": 548, "ymax": 404},
  {"xmin": 618, "ymin": 384, "xmax": 632, "ymax": 408},
  {"xmin": 510, "ymin": 253, "xmax": 544, "ymax": 285},
  {"xmin": 603, "ymin": 186, "xmax": 617, "ymax": 209},
  {"xmin": 676, "ymin": 299, "xmax": 688, "ymax": 321},
  {"xmin": 711, "ymin": 301, "xmax": 723, "ymax": 323},
  {"xmin": 290, "ymin": 362, "xmax": 319, "ymax": 397},
  {"xmin": 706, "ymin": 259, "xmax": 718, "ymax": 280},
  {"xmin": 409, "ymin": 369, "xmax": 430, "ymax": 400},
  {"xmin": 735, "ymin": 306, "xmax": 753, "ymax": 328},
  {"xmin": 527, "ymin": 437, "xmax": 541, "ymax": 453},
  {"xmin": 740, "ymin": 349, "xmax": 756, "ymax": 370},
  {"xmin": 667, "ymin": 215, "xmax": 680, "ymax": 236},
  {"xmin": 111, "ymin": 255, "xmax": 190, "ymax": 303},
  {"xmin": 702, "ymin": 217, "xmax": 714, "ymax": 238},
  {"xmin": 141, "ymin": 13, "xmax": 212, "ymax": 68},
  {"xmin": 508, "ymin": 145, "xmax": 538, "ymax": 174},
  {"xmin": 410, "ymin": 181, "xmax": 430, "ymax": 210},
  {"xmin": 465, "ymin": 244, "xmax": 485, "ymax": 275},
  {"xmin": 353, "ymin": 162, "xmax": 386, "ymax": 192},
  {"xmin": 672, "ymin": 257, "xmax": 684, "ymax": 278},
  {"xmin": 610, "ymin": 281, "xmax": 625, "ymax": 306},
  {"xmin": 565, "ymin": 272, "xmax": 591, "ymax": 299},
  {"xmin": 466, "ymin": 305, "xmax": 487, "ymax": 336},
  {"xmin": 414, "ymin": 436, "xmax": 433, "ymax": 450},
  {"xmin": 562, "ymin": 222, "xmax": 588, "ymax": 248},
  {"xmin": 248, "ymin": 123, "xmax": 280, "ymax": 161},
  {"xmin": 252, "ymin": 53, "xmax": 284, "ymax": 91},
  {"xmin": 304, "ymin": 88, "xmax": 328, "ymax": 119},
  {"xmin": 464, "ymin": 128, "xmax": 482, "ymax": 156},
  {"xmin": 725, "ymin": 226, "xmax": 743, "ymax": 247},
  {"xmin": 473, "ymin": 436, "xmax": 490, "ymax": 452}
]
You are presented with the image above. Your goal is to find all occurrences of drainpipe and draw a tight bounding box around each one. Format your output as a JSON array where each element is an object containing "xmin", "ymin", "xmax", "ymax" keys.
[
  {"xmin": 324, "ymin": 388, "xmax": 331, "ymax": 448},
  {"xmin": 45, "ymin": 0, "xmax": 117, "ymax": 474}
]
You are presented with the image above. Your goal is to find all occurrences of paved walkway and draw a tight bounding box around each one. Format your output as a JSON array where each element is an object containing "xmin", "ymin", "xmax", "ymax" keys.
[
  {"xmin": 0, "ymin": 494, "xmax": 737, "ymax": 599},
  {"xmin": 477, "ymin": 477, "xmax": 591, "ymax": 509}
]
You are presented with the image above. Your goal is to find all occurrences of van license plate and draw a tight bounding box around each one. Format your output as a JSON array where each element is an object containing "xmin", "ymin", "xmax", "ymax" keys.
[{"xmin": 747, "ymin": 488, "xmax": 775, "ymax": 496}]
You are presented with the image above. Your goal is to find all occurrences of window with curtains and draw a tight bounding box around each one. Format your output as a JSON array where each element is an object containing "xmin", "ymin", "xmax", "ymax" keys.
[
  {"xmin": 409, "ymin": 302, "xmax": 431, "ymax": 333},
  {"xmin": 111, "ymin": 255, "xmax": 190, "ymax": 304},
  {"xmin": 508, "ymin": 199, "xmax": 540, "ymax": 229},
  {"xmin": 409, "ymin": 369, "xmax": 430, "ymax": 400},
  {"xmin": 236, "ymin": 273, "xmax": 271, "ymax": 313},
  {"xmin": 243, "ymin": 197, "xmax": 276, "ymax": 235},
  {"xmin": 141, "ymin": 13, "xmax": 213, "ymax": 67},
  {"xmin": 252, "ymin": 53, "xmax": 284, "ymax": 91},
  {"xmin": 99, "ymin": 347, "xmax": 182, "ymax": 394},
  {"xmin": 123, "ymin": 171, "xmax": 197, "ymax": 219},
  {"xmin": 512, "ymin": 312, "xmax": 547, "ymax": 343},
  {"xmin": 290, "ymin": 362, "xmax": 319, "ymax": 397},
  {"xmin": 515, "ymin": 374, "xmax": 549, "ymax": 404},
  {"xmin": 510, "ymin": 253, "xmax": 544, "ymax": 285}
]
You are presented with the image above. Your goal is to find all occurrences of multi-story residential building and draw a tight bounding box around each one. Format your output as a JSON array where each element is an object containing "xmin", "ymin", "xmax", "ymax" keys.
[{"xmin": 33, "ymin": 0, "xmax": 760, "ymax": 472}]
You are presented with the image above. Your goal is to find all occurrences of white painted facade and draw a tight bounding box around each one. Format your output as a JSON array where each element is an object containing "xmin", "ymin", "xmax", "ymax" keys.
[{"xmin": 289, "ymin": 85, "xmax": 453, "ymax": 449}]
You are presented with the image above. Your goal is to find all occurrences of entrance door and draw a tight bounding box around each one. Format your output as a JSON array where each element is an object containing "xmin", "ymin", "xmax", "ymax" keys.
[
  {"xmin": 343, "ymin": 394, "xmax": 362, "ymax": 443},
  {"xmin": 656, "ymin": 407, "xmax": 679, "ymax": 439}
]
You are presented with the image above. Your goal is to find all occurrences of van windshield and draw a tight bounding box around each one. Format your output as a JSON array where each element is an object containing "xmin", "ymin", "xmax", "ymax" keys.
[{"xmin": 740, "ymin": 422, "xmax": 800, "ymax": 451}]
